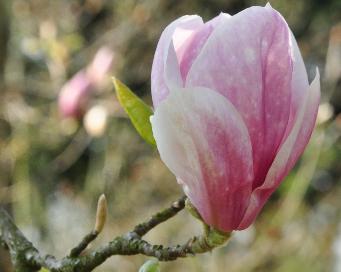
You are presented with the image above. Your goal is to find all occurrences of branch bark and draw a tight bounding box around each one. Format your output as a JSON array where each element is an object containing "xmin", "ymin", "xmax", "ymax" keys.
[
  {"xmin": 68, "ymin": 231, "xmax": 98, "ymax": 258},
  {"xmin": 0, "ymin": 196, "xmax": 230, "ymax": 272},
  {"xmin": 0, "ymin": 208, "xmax": 45, "ymax": 272},
  {"xmin": 133, "ymin": 195, "xmax": 187, "ymax": 236}
]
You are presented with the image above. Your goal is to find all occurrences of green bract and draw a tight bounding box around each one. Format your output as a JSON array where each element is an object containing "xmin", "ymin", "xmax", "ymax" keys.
[
  {"xmin": 113, "ymin": 78, "xmax": 156, "ymax": 146},
  {"xmin": 138, "ymin": 259, "xmax": 160, "ymax": 272}
]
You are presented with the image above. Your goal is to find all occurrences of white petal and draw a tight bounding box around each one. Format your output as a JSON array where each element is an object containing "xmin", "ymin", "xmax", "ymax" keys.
[
  {"xmin": 151, "ymin": 87, "xmax": 254, "ymax": 231},
  {"xmin": 151, "ymin": 16, "xmax": 203, "ymax": 107}
]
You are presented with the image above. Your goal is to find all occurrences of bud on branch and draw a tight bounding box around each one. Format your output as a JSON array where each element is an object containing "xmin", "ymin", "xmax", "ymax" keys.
[{"xmin": 94, "ymin": 194, "xmax": 107, "ymax": 233}]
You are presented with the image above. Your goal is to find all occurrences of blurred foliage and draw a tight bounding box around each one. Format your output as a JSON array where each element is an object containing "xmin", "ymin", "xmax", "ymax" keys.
[{"xmin": 0, "ymin": 0, "xmax": 340, "ymax": 271}]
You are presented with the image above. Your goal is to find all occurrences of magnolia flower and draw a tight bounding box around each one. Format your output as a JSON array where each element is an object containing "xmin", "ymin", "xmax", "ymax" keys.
[
  {"xmin": 150, "ymin": 5, "xmax": 320, "ymax": 232},
  {"xmin": 58, "ymin": 47, "xmax": 114, "ymax": 118},
  {"xmin": 87, "ymin": 47, "xmax": 115, "ymax": 86},
  {"xmin": 58, "ymin": 71, "xmax": 92, "ymax": 118}
]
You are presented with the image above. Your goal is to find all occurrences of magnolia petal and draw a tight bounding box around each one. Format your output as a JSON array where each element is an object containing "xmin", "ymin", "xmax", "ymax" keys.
[
  {"xmin": 164, "ymin": 41, "xmax": 183, "ymax": 91},
  {"xmin": 238, "ymin": 69, "xmax": 320, "ymax": 230},
  {"xmin": 151, "ymin": 15, "xmax": 203, "ymax": 108},
  {"xmin": 151, "ymin": 87, "xmax": 254, "ymax": 231},
  {"xmin": 290, "ymin": 32, "xmax": 309, "ymax": 109},
  {"xmin": 265, "ymin": 2, "xmax": 308, "ymax": 131},
  {"xmin": 281, "ymin": 32, "xmax": 310, "ymax": 141},
  {"xmin": 179, "ymin": 13, "xmax": 230, "ymax": 81},
  {"xmin": 186, "ymin": 6, "xmax": 293, "ymax": 189}
]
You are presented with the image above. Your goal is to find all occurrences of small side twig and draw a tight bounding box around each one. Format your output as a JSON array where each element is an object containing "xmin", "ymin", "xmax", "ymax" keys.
[
  {"xmin": 68, "ymin": 231, "xmax": 98, "ymax": 258},
  {"xmin": 133, "ymin": 196, "xmax": 187, "ymax": 236},
  {"xmin": 69, "ymin": 194, "xmax": 107, "ymax": 257}
]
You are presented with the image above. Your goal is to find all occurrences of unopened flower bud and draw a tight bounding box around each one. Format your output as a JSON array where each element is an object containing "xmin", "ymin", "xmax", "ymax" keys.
[{"xmin": 94, "ymin": 194, "xmax": 107, "ymax": 233}]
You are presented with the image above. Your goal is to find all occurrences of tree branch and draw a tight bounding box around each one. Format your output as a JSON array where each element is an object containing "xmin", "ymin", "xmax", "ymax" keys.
[
  {"xmin": 68, "ymin": 231, "xmax": 98, "ymax": 258},
  {"xmin": 0, "ymin": 208, "xmax": 45, "ymax": 272},
  {"xmin": 0, "ymin": 196, "xmax": 230, "ymax": 272},
  {"xmin": 133, "ymin": 196, "xmax": 187, "ymax": 236}
]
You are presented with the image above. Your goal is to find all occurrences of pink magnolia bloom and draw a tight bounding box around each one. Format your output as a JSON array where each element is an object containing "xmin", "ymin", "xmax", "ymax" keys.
[
  {"xmin": 58, "ymin": 71, "xmax": 92, "ymax": 118},
  {"xmin": 58, "ymin": 47, "xmax": 114, "ymax": 118},
  {"xmin": 87, "ymin": 47, "xmax": 114, "ymax": 86},
  {"xmin": 150, "ymin": 5, "xmax": 320, "ymax": 232}
]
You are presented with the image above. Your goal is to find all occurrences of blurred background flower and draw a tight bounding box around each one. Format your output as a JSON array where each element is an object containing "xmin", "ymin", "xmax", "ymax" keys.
[
  {"xmin": 58, "ymin": 46, "xmax": 113, "ymax": 119},
  {"xmin": 0, "ymin": 0, "xmax": 340, "ymax": 271},
  {"xmin": 58, "ymin": 70, "xmax": 92, "ymax": 118}
]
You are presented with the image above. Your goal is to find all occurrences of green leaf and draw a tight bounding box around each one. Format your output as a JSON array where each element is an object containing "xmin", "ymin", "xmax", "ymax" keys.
[
  {"xmin": 113, "ymin": 78, "xmax": 156, "ymax": 146},
  {"xmin": 138, "ymin": 259, "xmax": 160, "ymax": 272},
  {"xmin": 39, "ymin": 269, "xmax": 50, "ymax": 272}
]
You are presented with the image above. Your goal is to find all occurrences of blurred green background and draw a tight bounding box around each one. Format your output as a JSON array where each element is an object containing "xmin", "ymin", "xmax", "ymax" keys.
[{"xmin": 0, "ymin": 0, "xmax": 340, "ymax": 271}]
